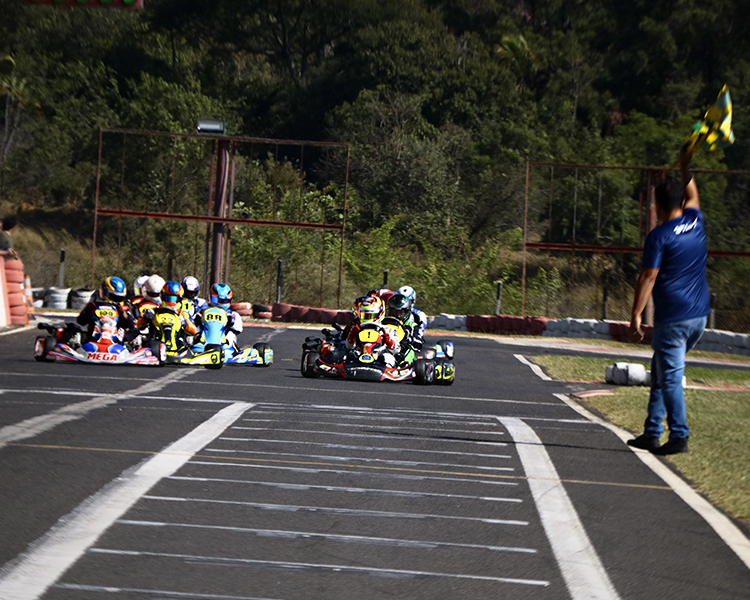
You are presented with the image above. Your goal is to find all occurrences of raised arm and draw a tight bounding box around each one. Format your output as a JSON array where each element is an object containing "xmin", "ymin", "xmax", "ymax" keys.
[{"xmin": 680, "ymin": 151, "xmax": 700, "ymax": 210}]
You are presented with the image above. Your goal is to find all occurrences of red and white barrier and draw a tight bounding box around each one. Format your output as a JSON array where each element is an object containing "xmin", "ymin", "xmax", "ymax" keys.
[{"xmin": 1, "ymin": 260, "xmax": 28, "ymax": 326}]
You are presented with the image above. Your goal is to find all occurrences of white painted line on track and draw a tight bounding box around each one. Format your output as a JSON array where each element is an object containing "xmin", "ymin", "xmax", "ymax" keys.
[
  {"xmin": 0, "ymin": 325, "xmax": 35, "ymax": 337},
  {"xmin": 0, "ymin": 401, "xmax": 253, "ymax": 600},
  {"xmin": 87, "ymin": 548, "xmax": 550, "ymax": 587},
  {"xmin": 204, "ymin": 446, "xmax": 515, "ymax": 472},
  {"xmin": 498, "ymin": 416, "xmax": 622, "ymax": 600},
  {"xmin": 54, "ymin": 583, "xmax": 281, "ymax": 600},
  {"xmin": 219, "ymin": 436, "xmax": 511, "ymax": 459},
  {"xmin": 237, "ymin": 419, "xmax": 507, "ymax": 435},
  {"xmin": 255, "ymin": 328, "xmax": 284, "ymax": 343},
  {"xmin": 229, "ymin": 426, "xmax": 509, "ymax": 446},
  {"xmin": 168, "ymin": 475, "xmax": 521, "ymax": 502},
  {"xmin": 514, "ymin": 354, "xmax": 553, "ymax": 381},
  {"xmin": 118, "ymin": 519, "xmax": 536, "ymax": 553},
  {"xmin": 189, "ymin": 460, "xmax": 520, "ymax": 486},
  {"xmin": 0, "ymin": 370, "xmax": 193, "ymax": 448},
  {"xmin": 142, "ymin": 495, "xmax": 529, "ymax": 526},
  {"xmin": 554, "ymin": 392, "xmax": 750, "ymax": 571}
]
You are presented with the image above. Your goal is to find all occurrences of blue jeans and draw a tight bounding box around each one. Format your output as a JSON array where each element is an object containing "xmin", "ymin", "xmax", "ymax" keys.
[{"xmin": 644, "ymin": 316, "xmax": 706, "ymax": 440}]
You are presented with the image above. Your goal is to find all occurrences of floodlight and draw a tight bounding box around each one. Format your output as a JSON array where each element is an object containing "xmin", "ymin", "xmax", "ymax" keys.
[{"xmin": 196, "ymin": 119, "xmax": 225, "ymax": 135}]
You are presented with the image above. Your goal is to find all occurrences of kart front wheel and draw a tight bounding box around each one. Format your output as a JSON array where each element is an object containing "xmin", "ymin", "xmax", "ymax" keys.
[
  {"xmin": 414, "ymin": 358, "xmax": 435, "ymax": 385},
  {"xmin": 253, "ymin": 342, "xmax": 273, "ymax": 367},
  {"xmin": 147, "ymin": 340, "xmax": 167, "ymax": 366},
  {"xmin": 301, "ymin": 350, "xmax": 321, "ymax": 378}
]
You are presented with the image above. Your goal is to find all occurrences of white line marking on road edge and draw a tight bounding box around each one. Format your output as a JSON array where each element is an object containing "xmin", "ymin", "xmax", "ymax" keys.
[
  {"xmin": 88, "ymin": 548, "xmax": 550, "ymax": 587},
  {"xmin": 0, "ymin": 370, "xmax": 193, "ymax": 448},
  {"xmin": 514, "ymin": 354, "xmax": 553, "ymax": 381},
  {"xmin": 0, "ymin": 401, "xmax": 254, "ymax": 600},
  {"xmin": 554, "ymin": 392, "xmax": 750, "ymax": 571},
  {"xmin": 498, "ymin": 416, "xmax": 622, "ymax": 600},
  {"xmin": 0, "ymin": 325, "xmax": 36, "ymax": 337}
]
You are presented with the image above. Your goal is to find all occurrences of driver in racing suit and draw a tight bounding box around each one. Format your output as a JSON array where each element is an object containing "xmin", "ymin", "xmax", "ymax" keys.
[
  {"xmin": 386, "ymin": 293, "xmax": 424, "ymax": 364},
  {"xmin": 195, "ymin": 283, "xmax": 243, "ymax": 352},
  {"xmin": 76, "ymin": 276, "xmax": 139, "ymax": 348},
  {"xmin": 139, "ymin": 281, "xmax": 199, "ymax": 351},
  {"xmin": 345, "ymin": 296, "xmax": 399, "ymax": 364},
  {"xmin": 397, "ymin": 285, "xmax": 427, "ymax": 338}
]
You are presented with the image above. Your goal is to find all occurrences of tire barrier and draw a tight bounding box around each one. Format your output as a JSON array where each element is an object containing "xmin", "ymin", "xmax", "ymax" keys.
[
  {"xmin": 44, "ymin": 287, "xmax": 71, "ymax": 309},
  {"xmin": 270, "ymin": 302, "xmax": 353, "ymax": 325},
  {"xmin": 70, "ymin": 288, "xmax": 95, "ymax": 310},
  {"xmin": 3, "ymin": 260, "xmax": 28, "ymax": 325}
]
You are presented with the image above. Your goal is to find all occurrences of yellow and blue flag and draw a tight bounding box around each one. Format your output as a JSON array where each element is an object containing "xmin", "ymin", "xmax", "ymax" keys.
[{"xmin": 683, "ymin": 85, "xmax": 735, "ymax": 153}]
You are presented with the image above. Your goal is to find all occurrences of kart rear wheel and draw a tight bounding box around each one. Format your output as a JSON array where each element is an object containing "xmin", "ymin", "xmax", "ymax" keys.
[
  {"xmin": 435, "ymin": 339, "xmax": 455, "ymax": 359},
  {"xmin": 414, "ymin": 358, "xmax": 435, "ymax": 385},
  {"xmin": 147, "ymin": 340, "xmax": 167, "ymax": 366},
  {"xmin": 253, "ymin": 342, "xmax": 273, "ymax": 366},
  {"xmin": 34, "ymin": 336, "xmax": 57, "ymax": 362},
  {"xmin": 301, "ymin": 350, "xmax": 321, "ymax": 378}
]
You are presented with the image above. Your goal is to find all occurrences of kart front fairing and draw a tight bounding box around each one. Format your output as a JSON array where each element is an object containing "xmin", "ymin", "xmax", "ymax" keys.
[{"xmin": 40, "ymin": 340, "xmax": 160, "ymax": 365}]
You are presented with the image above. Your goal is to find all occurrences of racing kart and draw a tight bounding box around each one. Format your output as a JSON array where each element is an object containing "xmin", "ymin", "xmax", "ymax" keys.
[
  {"xmin": 300, "ymin": 318, "xmax": 455, "ymax": 385},
  {"xmin": 34, "ymin": 321, "xmax": 162, "ymax": 366},
  {"xmin": 150, "ymin": 305, "xmax": 273, "ymax": 369}
]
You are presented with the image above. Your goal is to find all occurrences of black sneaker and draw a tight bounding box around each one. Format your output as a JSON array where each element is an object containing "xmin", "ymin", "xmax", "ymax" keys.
[
  {"xmin": 654, "ymin": 437, "xmax": 689, "ymax": 455},
  {"xmin": 627, "ymin": 434, "xmax": 661, "ymax": 452}
]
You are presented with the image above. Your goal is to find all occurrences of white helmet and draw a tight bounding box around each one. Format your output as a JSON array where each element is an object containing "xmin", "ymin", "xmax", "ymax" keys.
[
  {"xmin": 133, "ymin": 275, "xmax": 149, "ymax": 297},
  {"xmin": 143, "ymin": 274, "xmax": 165, "ymax": 304},
  {"xmin": 182, "ymin": 275, "xmax": 200, "ymax": 299},
  {"xmin": 398, "ymin": 285, "xmax": 416, "ymax": 304}
]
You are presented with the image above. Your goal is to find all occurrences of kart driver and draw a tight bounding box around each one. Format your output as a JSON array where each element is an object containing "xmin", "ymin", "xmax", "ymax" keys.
[
  {"xmin": 345, "ymin": 295, "xmax": 399, "ymax": 354},
  {"xmin": 198, "ymin": 283, "xmax": 243, "ymax": 351},
  {"xmin": 386, "ymin": 293, "xmax": 424, "ymax": 361},
  {"xmin": 139, "ymin": 281, "xmax": 199, "ymax": 351},
  {"xmin": 398, "ymin": 285, "xmax": 427, "ymax": 338},
  {"xmin": 76, "ymin": 276, "xmax": 138, "ymax": 348},
  {"xmin": 180, "ymin": 275, "xmax": 208, "ymax": 318}
]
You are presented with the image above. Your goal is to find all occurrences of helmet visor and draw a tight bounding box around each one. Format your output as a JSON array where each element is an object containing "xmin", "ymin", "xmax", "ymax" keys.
[{"xmin": 163, "ymin": 294, "xmax": 180, "ymax": 305}]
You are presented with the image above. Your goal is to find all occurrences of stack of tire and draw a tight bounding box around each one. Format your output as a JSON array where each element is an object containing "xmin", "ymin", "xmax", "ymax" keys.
[
  {"xmin": 44, "ymin": 287, "xmax": 70, "ymax": 309},
  {"xmin": 4, "ymin": 260, "xmax": 28, "ymax": 325},
  {"xmin": 70, "ymin": 288, "xmax": 95, "ymax": 310},
  {"xmin": 230, "ymin": 302, "xmax": 272, "ymax": 320}
]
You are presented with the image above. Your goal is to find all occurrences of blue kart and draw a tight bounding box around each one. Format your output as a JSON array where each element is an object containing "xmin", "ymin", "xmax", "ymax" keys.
[{"xmin": 192, "ymin": 305, "xmax": 273, "ymax": 367}]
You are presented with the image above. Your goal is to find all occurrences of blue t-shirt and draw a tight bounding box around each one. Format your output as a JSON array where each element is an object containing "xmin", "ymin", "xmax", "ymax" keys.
[{"xmin": 642, "ymin": 207, "xmax": 710, "ymax": 324}]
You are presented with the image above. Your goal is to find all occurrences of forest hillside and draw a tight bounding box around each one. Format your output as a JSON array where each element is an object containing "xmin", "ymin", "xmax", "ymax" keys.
[{"xmin": 2, "ymin": 0, "xmax": 750, "ymax": 328}]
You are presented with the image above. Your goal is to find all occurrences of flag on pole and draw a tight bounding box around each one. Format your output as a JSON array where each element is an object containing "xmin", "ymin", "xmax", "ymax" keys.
[{"xmin": 682, "ymin": 84, "xmax": 735, "ymax": 153}]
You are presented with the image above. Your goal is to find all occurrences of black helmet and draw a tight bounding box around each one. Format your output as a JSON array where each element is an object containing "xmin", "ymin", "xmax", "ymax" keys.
[{"xmin": 387, "ymin": 293, "xmax": 412, "ymax": 320}]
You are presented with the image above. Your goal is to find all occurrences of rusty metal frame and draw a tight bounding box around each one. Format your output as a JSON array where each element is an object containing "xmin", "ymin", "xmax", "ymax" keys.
[
  {"xmin": 92, "ymin": 127, "xmax": 350, "ymax": 307},
  {"xmin": 522, "ymin": 161, "xmax": 750, "ymax": 316}
]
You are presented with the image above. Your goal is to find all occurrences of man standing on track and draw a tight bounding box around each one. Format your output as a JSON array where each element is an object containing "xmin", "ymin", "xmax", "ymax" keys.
[{"xmin": 628, "ymin": 152, "xmax": 711, "ymax": 455}]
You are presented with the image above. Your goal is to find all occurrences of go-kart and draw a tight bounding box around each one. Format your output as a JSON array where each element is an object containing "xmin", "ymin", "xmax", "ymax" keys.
[
  {"xmin": 192, "ymin": 305, "xmax": 273, "ymax": 367},
  {"xmin": 149, "ymin": 305, "xmax": 272, "ymax": 369},
  {"xmin": 34, "ymin": 321, "xmax": 162, "ymax": 366},
  {"xmin": 300, "ymin": 318, "xmax": 455, "ymax": 385}
]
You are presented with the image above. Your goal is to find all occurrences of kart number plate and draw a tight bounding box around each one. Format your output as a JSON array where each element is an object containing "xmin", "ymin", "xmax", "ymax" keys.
[
  {"xmin": 204, "ymin": 312, "xmax": 227, "ymax": 323},
  {"xmin": 94, "ymin": 308, "xmax": 117, "ymax": 319},
  {"xmin": 358, "ymin": 330, "xmax": 380, "ymax": 343}
]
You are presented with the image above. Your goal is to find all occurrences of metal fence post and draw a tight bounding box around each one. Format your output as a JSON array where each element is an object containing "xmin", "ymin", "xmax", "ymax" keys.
[
  {"xmin": 59, "ymin": 248, "xmax": 66, "ymax": 288},
  {"xmin": 494, "ymin": 281, "xmax": 503, "ymax": 315},
  {"xmin": 276, "ymin": 259, "xmax": 283, "ymax": 304},
  {"xmin": 383, "ymin": 269, "xmax": 389, "ymax": 289}
]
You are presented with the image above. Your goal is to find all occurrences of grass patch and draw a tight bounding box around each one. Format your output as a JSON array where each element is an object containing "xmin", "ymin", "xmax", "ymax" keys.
[{"xmin": 533, "ymin": 354, "xmax": 750, "ymax": 526}]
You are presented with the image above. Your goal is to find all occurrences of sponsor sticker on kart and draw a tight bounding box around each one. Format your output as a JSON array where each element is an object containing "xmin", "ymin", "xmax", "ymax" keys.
[{"xmin": 86, "ymin": 352, "xmax": 119, "ymax": 362}]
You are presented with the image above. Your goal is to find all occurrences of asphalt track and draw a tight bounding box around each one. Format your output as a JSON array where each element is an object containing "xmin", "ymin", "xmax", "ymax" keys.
[{"xmin": 0, "ymin": 322, "xmax": 748, "ymax": 600}]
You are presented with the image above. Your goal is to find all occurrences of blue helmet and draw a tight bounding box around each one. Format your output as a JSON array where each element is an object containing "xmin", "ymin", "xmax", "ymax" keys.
[
  {"xmin": 210, "ymin": 283, "xmax": 233, "ymax": 308},
  {"xmin": 101, "ymin": 276, "xmax": 127, "ymax": 302},
  {"xmin": 161, "ymin": 280, "xmax": 184, "ymax": 310}
]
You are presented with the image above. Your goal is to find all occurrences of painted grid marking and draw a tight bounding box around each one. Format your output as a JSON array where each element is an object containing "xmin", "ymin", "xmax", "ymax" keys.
[{"xmin": 0, "ymin": 402, "xmax": 253, "ymax": 600}]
